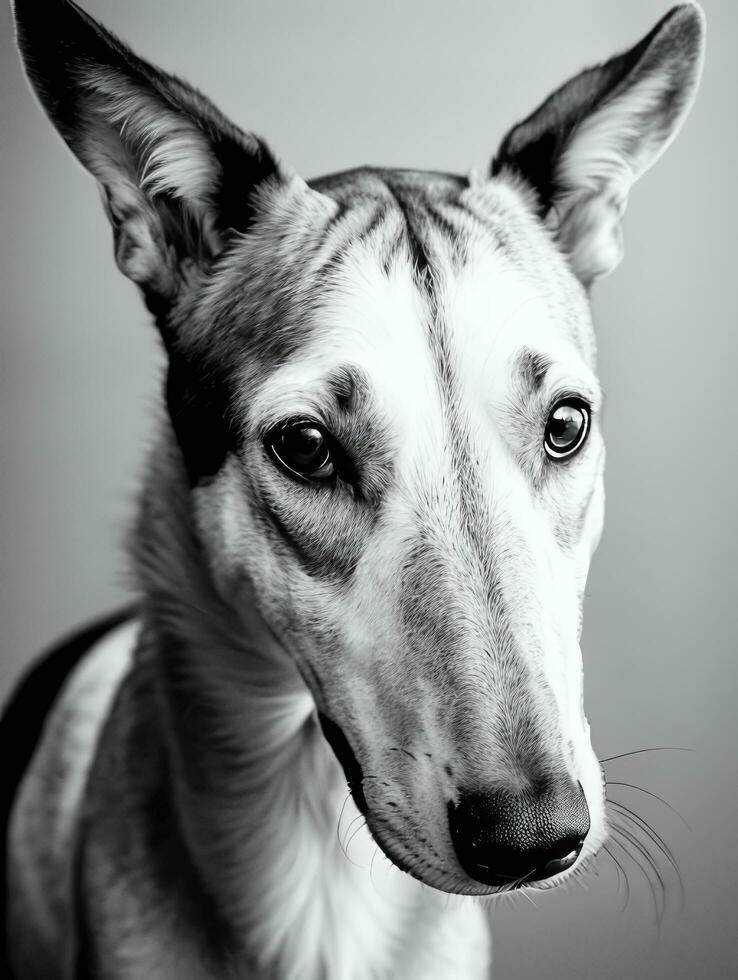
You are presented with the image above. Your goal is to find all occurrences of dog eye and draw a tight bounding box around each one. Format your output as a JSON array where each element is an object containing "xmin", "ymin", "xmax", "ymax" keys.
[
  {"xmin": 544, "ymin": 399, "xmax": 590, "ymax": 461},
  {"xmin": 265, "ymin": 420, "xmax": 336, "ymax": 483}
]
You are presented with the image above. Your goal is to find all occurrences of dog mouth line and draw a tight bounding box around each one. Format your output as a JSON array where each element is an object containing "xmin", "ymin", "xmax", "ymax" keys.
[
  {"xmin": 348, "ymin": 800, "xmax": 568, "ymax": 896},
  {"xmin": 317, "ymin": 712, "xmax": 597, "ymax": 894},
  {"xmin": 372, "ymin": 817, "xmax": 597, "ymax": 896},
  {"xmin": 317, "ymin": 711, "xmax": 369, "ymax": 814},
  {"xmin": 365, "ymin": 818, "xmax": 553, "ymax": 896}
]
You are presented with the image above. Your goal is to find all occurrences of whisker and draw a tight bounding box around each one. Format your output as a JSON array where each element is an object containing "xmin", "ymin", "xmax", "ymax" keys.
[
  {"xmin": 369, "ymin": 846, "xmax": 384, "ymax": 896},
  {"xmin": 518, "ymin": 886, "xmax": 538, "ymax": 908},
  {"xmin": 603, "ymin": 842, "xmax": 631, "ymax": 912},
  {"xmin": 606, "ymin": 780, "xmax": 690, "ymax": 830},
  {"xmin": 345, "ymin": 816, "xmax": 368, "ymax": 858},
  {"xmin": 503, "ymin": 871, "xmax": 530, "ymax": 894},
  {"xmin": 600, "ymin": 747, "xmax": 694, "ymax": 764},
  {"xmin": 342, "ymin": 812, "xmax": 364, "ymax": 847},
  {"xmin": 336, "ymin": 790, "xmax": 352, "ymax": 858},
  {"xmin": 611, "ymin": 820, "xmax": 666, "ymax": 926},
  {"xmin": 607, "ymin": 800, "xmax": 684, "ymax": 908},
  {"xmin": 607, "ymin": 800, "xmax": 682, "ymax": 877},
  {"xmin": 608, "ymin": 827, "xmax": 661, "ymax": 924}
]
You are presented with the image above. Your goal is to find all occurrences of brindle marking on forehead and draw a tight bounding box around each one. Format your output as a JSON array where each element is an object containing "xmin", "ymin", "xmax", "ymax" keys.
[
  {"xmin": 180, "ymin": 166, "xmax": 588, "ymax": 486},
  {"xmin": 309, "ymin": 166, "xmax": 470, "ymax": 202},
  {"xmin": 308, "ymin": 167, "xmax": 472, "ymax": 286},
  {"xmin": 198, "ymin": 164, "xmax": 567, "ymax": 371}
]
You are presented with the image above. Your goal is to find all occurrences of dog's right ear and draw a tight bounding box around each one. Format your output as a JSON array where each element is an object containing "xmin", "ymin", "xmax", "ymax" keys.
[{"xmin": 13, "ymin": 0, "xmax": 286, "ymax": 314}]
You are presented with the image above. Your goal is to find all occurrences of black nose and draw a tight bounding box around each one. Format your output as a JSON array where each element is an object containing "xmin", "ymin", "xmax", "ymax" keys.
[{"xmin": 449, "ymin": 782, "xmax": 590, "ymax": 887}]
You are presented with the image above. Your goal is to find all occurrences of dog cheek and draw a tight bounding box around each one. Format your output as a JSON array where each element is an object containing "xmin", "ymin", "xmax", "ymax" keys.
[{"xmin": 190, "ymin": 462, "xmax": 278, "ymax": 603}]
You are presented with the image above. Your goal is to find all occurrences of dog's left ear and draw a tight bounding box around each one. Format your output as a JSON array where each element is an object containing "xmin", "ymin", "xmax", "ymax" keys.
[{"xmin": 492, "ymin": 4, "xmax": 705, "ymax": 285}]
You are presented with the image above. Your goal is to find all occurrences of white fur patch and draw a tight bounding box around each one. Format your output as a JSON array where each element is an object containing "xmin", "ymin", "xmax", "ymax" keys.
[
  {"xmin": 548, "ymin": 6, "xmax": 705, "ymax": 283},
  {"xmin": 8, "ymin": 620, "xmax": 138, "ymax": 974},
  {"xmin": 81, "ymin": 68, "xmax": 219, "ymax": 209}
]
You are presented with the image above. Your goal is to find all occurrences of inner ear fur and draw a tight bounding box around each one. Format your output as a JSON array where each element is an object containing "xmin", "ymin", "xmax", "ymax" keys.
[
  {"xmin": 492, "ymin": 4, "xmax": 705, "ymax": 285},
  {"xmin": 13, "ymin": 0, "xmax": 285, "ymax": 306}
]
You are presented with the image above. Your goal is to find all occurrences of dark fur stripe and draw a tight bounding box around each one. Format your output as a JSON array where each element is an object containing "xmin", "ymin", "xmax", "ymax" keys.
[
  {"xmin": 165, "ymin": 347, "xmax": 237, "ymax": 487},
  {"xmin": 1, "ymin": 608, "xmax": 135, "ymax": 979},
  {"xmin": 385, "ymin": 191, "xmax": 431, "ymax": 276},
  {"xmin": 312, "ymin": 201, "xmax": 390, "ymax": 283},
  {"xmin": 422, "ymin": 202, "xmax": 468, "ymax": 268}
]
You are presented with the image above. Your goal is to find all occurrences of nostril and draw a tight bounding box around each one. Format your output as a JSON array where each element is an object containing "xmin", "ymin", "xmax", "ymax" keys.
[
  {"xmin": 449, "ymin": 781, "xmax": 590, "ymax": 887},
  {"xmin": 538, "ymin": 841, "xmax": 583, "ymax": 879}
]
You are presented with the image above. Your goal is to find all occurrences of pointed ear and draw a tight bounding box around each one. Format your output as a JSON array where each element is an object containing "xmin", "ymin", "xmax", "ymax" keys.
[
  {"xmin": 492, "ymin": 4, "xmax": 705, "ymax": 286},
  {"xmin": 13, "ymin": 0, "xmax": 286, "ymax": 310}
]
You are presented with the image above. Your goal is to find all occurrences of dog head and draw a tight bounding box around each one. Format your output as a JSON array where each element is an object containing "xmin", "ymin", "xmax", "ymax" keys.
[{"xmin": 14, "ymin": 0, "xmax": 704, "ymax": 895}]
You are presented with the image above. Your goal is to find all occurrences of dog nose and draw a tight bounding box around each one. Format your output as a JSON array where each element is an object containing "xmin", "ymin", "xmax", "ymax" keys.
[{"xmin": 448, "ymin": 781, "xmax": 590, "ymax": 887}]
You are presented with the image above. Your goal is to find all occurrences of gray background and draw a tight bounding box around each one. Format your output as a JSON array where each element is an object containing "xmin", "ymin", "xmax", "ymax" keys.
[{"xmin": 1, "ymin": 1, "xmax": 735, "ymax": 977}]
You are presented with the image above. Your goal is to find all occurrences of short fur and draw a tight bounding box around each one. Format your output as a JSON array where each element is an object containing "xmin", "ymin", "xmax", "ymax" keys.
[{"xmin": 4, "ymin": 2, "xmax": 704, "ymax": 978}]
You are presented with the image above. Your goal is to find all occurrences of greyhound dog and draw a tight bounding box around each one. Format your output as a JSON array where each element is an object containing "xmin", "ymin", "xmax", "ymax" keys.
[{"xmin": 3, "ymin": 1, "xmax": 704, "ymax": 977}]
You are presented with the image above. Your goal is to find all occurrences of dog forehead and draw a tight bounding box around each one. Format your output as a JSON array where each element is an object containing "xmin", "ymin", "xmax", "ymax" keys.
[{"xmin": 238, "ymin": 171, "xmax": 593, "ymax": 425}]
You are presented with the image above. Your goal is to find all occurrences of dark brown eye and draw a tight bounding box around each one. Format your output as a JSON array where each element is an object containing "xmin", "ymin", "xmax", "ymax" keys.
[
  {"xmin": 544, "ymin": 399, "xmax": 590, "ymax": 461},
  {"xmin": 266, "ymin": 420, "xmax": 336, "ymax": 482}
]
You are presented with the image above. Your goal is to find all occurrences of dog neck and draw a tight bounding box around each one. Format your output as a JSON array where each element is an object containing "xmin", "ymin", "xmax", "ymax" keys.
[{"xmin": 131, "ymin": 440, "xmax": 443, "ymax": 980}]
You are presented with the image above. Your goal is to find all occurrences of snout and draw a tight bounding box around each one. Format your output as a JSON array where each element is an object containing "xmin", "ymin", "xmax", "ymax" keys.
[{"xmin": 448, "ymin": 780, "xmax": 590, "ymax": 887}]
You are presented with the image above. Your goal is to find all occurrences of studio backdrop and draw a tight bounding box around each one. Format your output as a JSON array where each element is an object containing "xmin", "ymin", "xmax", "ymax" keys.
[{"xmin": 1, "ymin": 2, "xmax": 736, "ymax": 978}]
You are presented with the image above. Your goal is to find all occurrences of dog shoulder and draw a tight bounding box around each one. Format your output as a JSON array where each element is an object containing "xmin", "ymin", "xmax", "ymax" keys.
[{"xmin": 4, "ymin": 614, "xmax": 138, "ymax": 978}]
